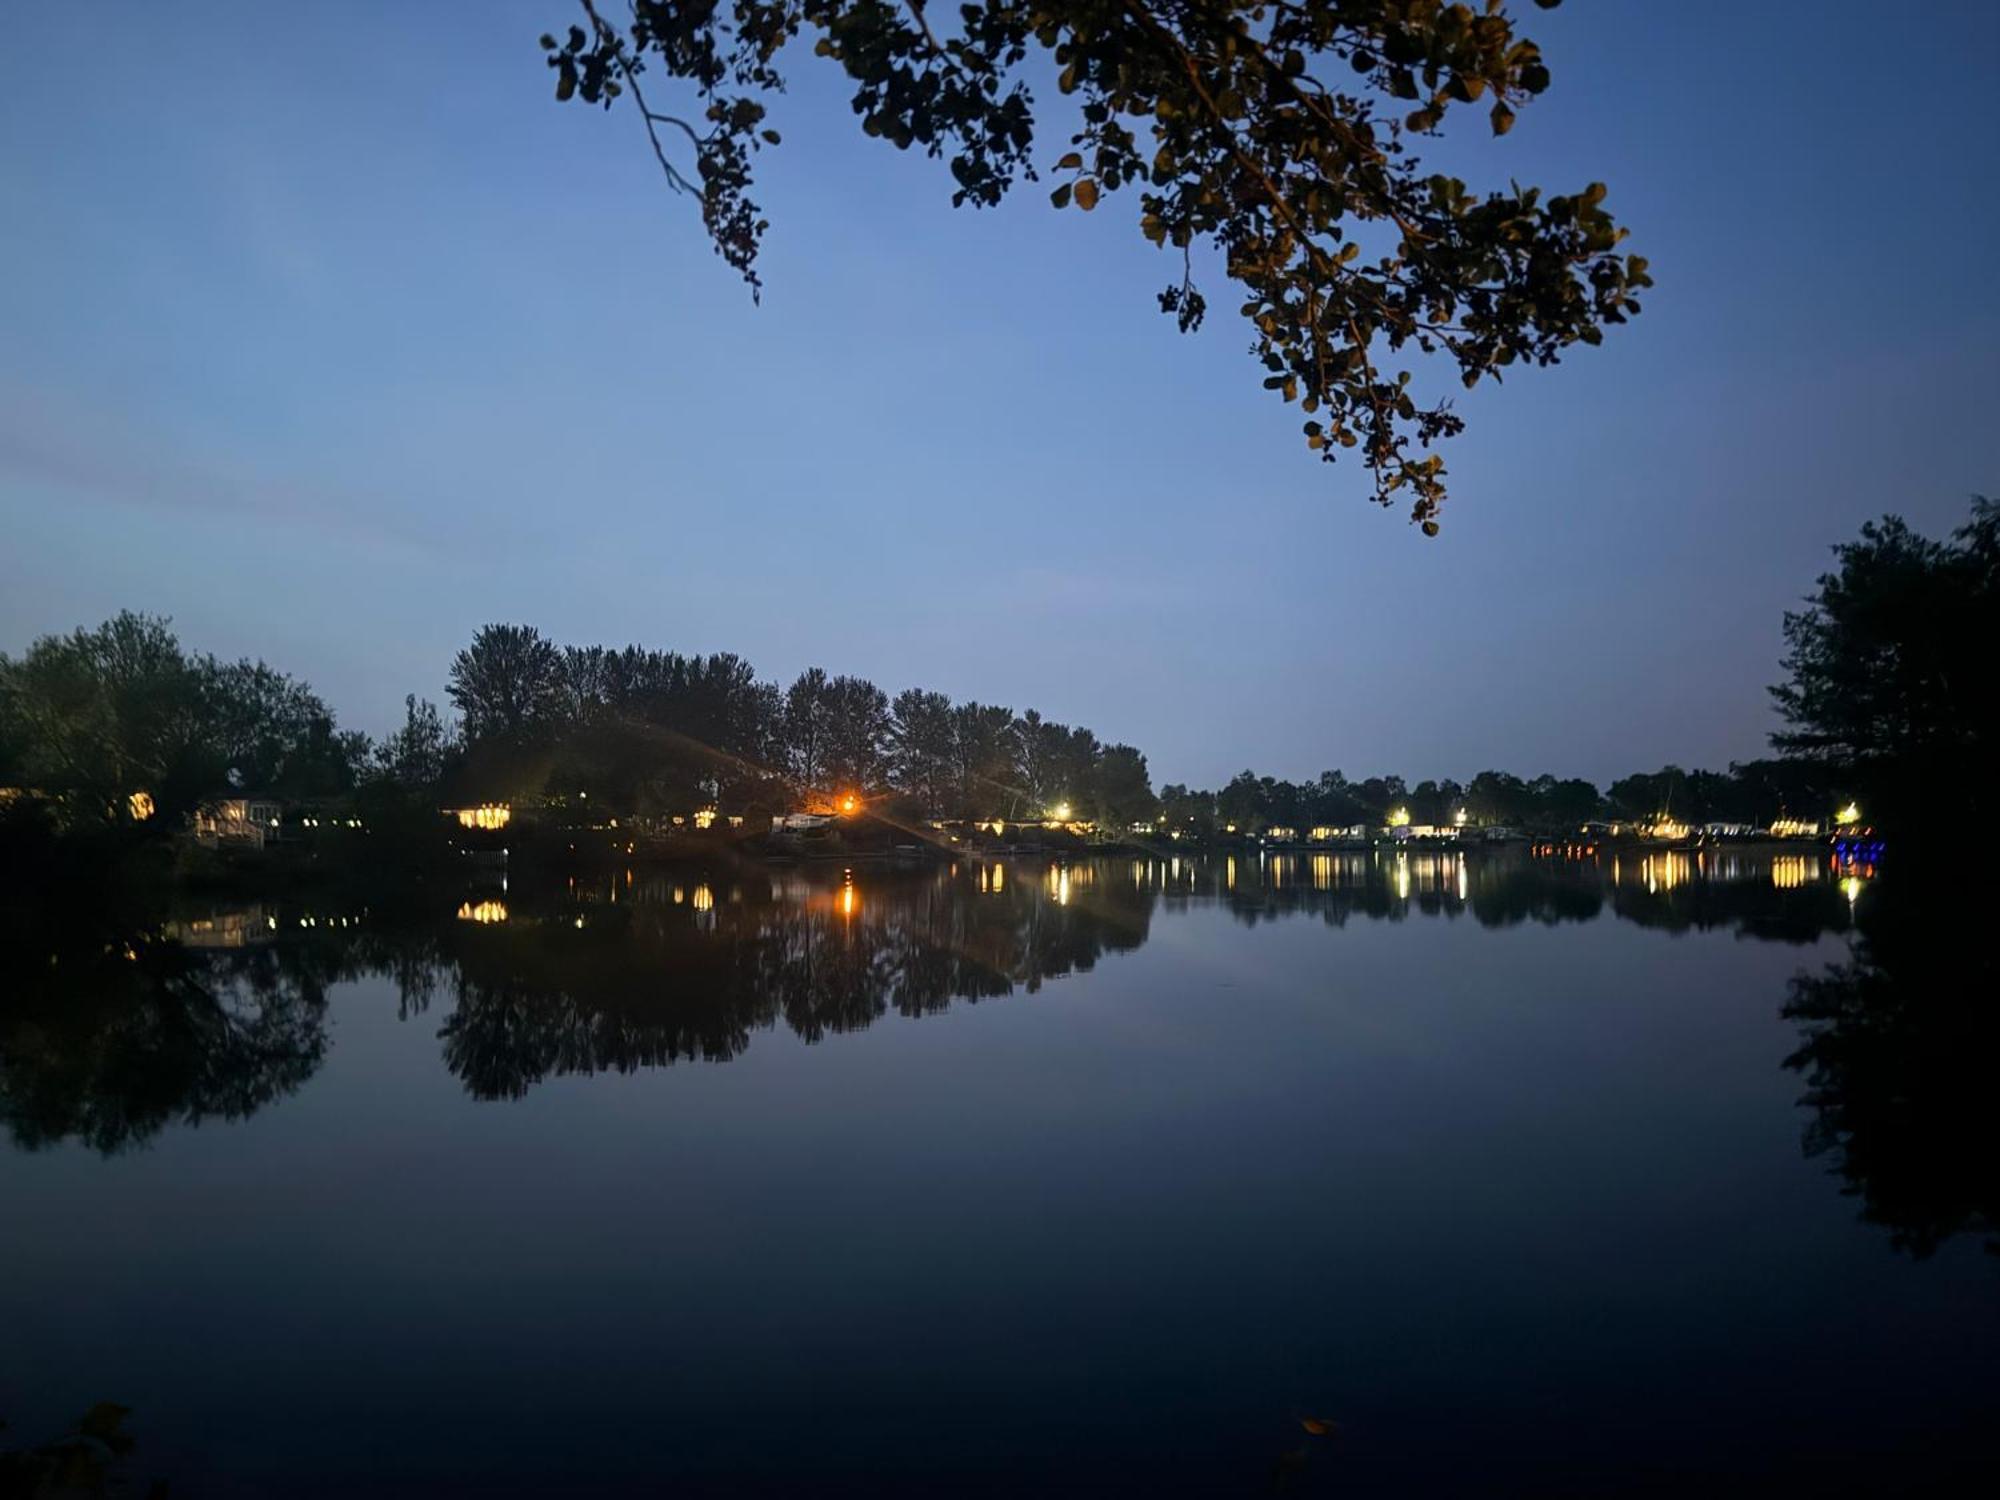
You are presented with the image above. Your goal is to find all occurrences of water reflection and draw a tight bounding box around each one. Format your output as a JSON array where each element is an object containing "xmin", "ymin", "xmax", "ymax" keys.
[
  {"xmin": 429, "ymin": 864, "xmax": 1153, "ymax": 1100},
  {"xmin": 0, "ymin": 848, "xmax": 1888, "ymax": 1157},
  {"xmin": 1783, "ymin": 853, "xmax": 1999, "ymax": 1257},
  {"xmin": 0, "ymin": 928, "xmax": 333, "ymax": 1156},
  {"xmin": 1216, "ymin": 845, "xmax": 1859, "ymax": 939}
]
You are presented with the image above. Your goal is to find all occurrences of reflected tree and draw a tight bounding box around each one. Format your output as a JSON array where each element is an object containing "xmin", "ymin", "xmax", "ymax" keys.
[
  {"xmin": 429, "ymin": 866, "xmax": 1157, "ymax": 1098},
  {"xmin": 0, "ymin": 937, "xmax": 333, "ymax": 1155},
  {"xmin": 1784, "ymin": 860, "xmax": 2000, "ymax": 1257},
  {"xmin": 2, "ymin": 852, "xmax": 1869, "ymax": 1139}
]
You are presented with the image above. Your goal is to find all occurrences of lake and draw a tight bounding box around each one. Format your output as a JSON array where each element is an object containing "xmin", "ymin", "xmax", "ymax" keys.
[{"xmin": 3, "ymin": 847, "xmax": 1995, "ymax": 1495}]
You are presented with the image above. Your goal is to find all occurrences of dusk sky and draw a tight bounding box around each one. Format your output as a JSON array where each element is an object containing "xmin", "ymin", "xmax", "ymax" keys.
[{"xmin": 4, "ymin": 1, "xmax": 1995, "ymax": 790}]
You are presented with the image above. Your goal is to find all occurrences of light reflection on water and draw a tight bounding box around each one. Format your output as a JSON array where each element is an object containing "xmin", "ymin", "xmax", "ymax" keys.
[{"xmin": 6, "ymin": 843, "xmax": 1992, "ymax": 1497}]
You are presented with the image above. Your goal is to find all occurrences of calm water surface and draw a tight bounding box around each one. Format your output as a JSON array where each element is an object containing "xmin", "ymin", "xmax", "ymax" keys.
[{"xmin": 3, "ymin": 849, "xmax": 1994, "ymax": 1495}]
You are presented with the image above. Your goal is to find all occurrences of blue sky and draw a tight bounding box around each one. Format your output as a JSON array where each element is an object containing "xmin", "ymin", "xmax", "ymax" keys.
[{"xmin": 3, "ymin": 1, "xmax": 1995, "ymax": 789}]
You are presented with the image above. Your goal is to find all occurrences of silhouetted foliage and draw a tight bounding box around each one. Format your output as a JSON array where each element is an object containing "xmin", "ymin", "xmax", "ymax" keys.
[
  {"xmin": 0, "ymin": 931, "xmax": 332, "ymax": 1156},
  {"xmin": 373, "ymin": 693, "xmax": 457, "ymax": 790},
  {"xmin": 0, "ymin": 613, "xmax": 368, "ymax": 823},
  {"xmin": 1771, "ymin": 497, "xmax": 1999, "ymax": 833},
  {"xmin": 447, "ymin": 623, "xmax": 567, "ymax": 750},
  {"xmin": 440, "ymin": 623, "xmax": 1163, "ymax": 823},
  {"xmin": 0, "ymin": 1401, "xmax": 156, "ymax": 1498},
  {"xmin": 541, "ymin": 0, "xmax": 1648, "ymax": 527},
  {"xmin": 1784, "ymin": 854, "xmax": 2000, "ymax": 1258}
]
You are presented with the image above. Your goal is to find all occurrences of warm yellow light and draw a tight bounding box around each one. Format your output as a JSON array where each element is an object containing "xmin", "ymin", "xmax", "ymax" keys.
[
  {"xmin": 1051, "ymin": 802, "xmax": 1071, "ymax": 821},
  {"xmin": 839, "ymin": 794, "xmax": 859, "ymax": 815},
  {"xmin": 127, "ymin": 790, "xmax": 155, "ymax": 821},
  {"xmin": 837, "ymin": 884, "xmax": 858, "ymax": 919},
  {"xmin": 694, "ymin": 808, "xmax": 717, "ymax": 830},
  {"xmin": 1387, "ymin": 807, "xmax": 1411, "ymax": 828},
  {"xmin": 455, "ymin": 804, "xmax": 511, "ymax": 830},
  {"xmin": 692, "ymin": 884, "xmax": 714, "ymax": 912},
  {"xmin": 1836, "ymin": 803, "xmax": 1861, "ymax": 825},
  {"xmin": 455, "ymin": 900, "xmax": 508, "ymax": 924}
]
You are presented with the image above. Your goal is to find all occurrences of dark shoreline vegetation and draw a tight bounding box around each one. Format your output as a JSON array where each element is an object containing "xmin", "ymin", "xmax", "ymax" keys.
[
  {"xmin": 4, "ymin": 498, "xmax": 1991, "ymax": 883},
  {"xmin": 0, "ymin": 618, "xmax": 1880, "ymax": 889}
]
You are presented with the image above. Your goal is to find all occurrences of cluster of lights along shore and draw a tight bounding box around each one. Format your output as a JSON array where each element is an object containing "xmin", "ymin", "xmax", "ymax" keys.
[
  {"xmin": 434, "ymin": 843, "xmax": 1877, "ymax": 934},
  {"xmin": 433, "ymin": 793, "xmax": 1866, "ymax": 847},
  {"xmin": 94, "ymin": 788, "xmax": 1864, "ymax": 848}
]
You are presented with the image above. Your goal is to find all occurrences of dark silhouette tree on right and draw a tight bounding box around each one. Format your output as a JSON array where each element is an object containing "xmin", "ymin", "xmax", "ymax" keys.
[
  {"xmin": 1772, "ymin": 497, "xmax": 2000, "ymax": 1257},
  {"xmin": 1770, "ymin": 497, "xmax": 1998, "ymax": 835}
]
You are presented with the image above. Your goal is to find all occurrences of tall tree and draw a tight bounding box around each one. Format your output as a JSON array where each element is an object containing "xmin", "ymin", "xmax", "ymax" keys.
[
  {"xmin": 542, "ymin": 0, "xmax": 1647, "ymax": 527},
  {"xmin": 822, "ymin": 675, "xmax": 892, "ymax": 792},
  {"xmin": 782, "ymin": 668, "xmax": 832, "ymax": 790},
  {"xmin": 890, "ymin": 688, "xmax": 957, "ymax": 815},
  {"xmin": 1091, "ymin": 743, "xmax": 1157, "ymax": 827},
  {"xmin": 1014, "ymin": 710, "xmax": 1079, "ymax": 811},
  {"xmin": 1771, "ymin": 499, "xmax": 1998, "ymax": 830},
  {"xmin": 448, "ymin": 625, "xmax": 568, "ymax": 747},
  {"xmin": 949, "ymin": 701, "xmax": 1022, "ymax": 818}
]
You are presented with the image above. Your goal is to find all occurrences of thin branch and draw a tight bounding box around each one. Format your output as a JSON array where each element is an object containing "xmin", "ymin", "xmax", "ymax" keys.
[
  {"xmin": 578, "ymin": 0, "xmax": 701, "ymax": 197},
  {"xmin": 902, "ymin": 0, "xmax": 948, "ymax": 60}
]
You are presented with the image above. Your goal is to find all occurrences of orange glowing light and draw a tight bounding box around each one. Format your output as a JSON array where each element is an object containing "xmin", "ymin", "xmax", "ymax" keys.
[
  {"xmin": 838, "ymin": 884, "xmax": 858, "ymax": 918},
  {"xmin": 839, "ymin": 794, "xmax": 859, "ymax": 815}
]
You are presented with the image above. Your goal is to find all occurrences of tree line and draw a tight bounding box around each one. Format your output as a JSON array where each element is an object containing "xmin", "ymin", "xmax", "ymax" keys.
[
  {"xmin": 1158, "ymin": 760, "xmax": 1844, "ymax": 839},
  {"xmin": 0, "ymin": 613, "xmax": 1846, "ymax": 835},
  {"xmin": 440, "ymin": 622, "xmax": 1159, "ymax": 826},
  {"xmin": 427, "ymin": 625, "xmax": 1855, "ymax": 832},
  {"xmin": 4, "ymin": 495, "xmax": 1989, "ymax": 839}
]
